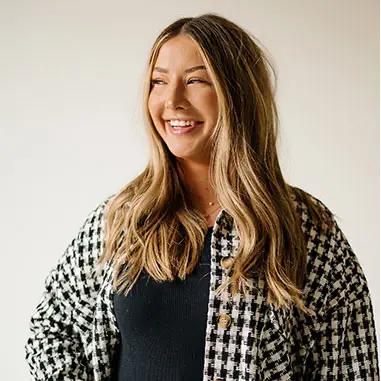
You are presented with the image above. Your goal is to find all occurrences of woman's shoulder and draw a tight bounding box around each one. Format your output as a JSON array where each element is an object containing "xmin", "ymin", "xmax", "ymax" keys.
[
  {"xmin": 69, "ymin": 194, "xmax": 115, "ymax": 250},
  {"xmin": 79, "ymin": 194, "xmax": 114, "ymax": 232},
  {"xmin": 289, "ymin": 186, "xmax": 335, "ymax": 230},
  {"xmin": 289, "ymin": 186, "xmax": 371, "ymax": 316},
  {"xmin": 56, "ymin": 194, "xmax": 116, "ymax": 278}
]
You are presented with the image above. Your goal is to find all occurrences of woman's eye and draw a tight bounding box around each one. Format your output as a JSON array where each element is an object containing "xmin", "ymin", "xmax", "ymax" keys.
[
  {"xmin": 151, "ymin": 79, "xmax": 165, "ymax": 85},
  {"xmin": 187, "ymin": 78, "xmax": 204, "ymax": 84}
]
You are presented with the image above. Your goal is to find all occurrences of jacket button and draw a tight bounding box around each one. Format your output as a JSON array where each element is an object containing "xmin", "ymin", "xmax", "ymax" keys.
[
  {"xmin": 218, "ymin": 313, "xmax": 231, "ymax": 328},
  {"xmin": 220, "ymin": 257, "xmax": 233, "ymax": 270}
]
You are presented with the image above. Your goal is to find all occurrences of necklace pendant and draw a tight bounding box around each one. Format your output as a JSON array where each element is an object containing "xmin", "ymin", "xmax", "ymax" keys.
[{"xmin": 208, "ymin": 202, "xmax": 213, "ymax": 206}]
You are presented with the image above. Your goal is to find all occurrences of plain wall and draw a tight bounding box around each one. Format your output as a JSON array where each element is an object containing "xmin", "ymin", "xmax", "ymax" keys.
[{"xmin": 1, "ymin": 1, "xmax": 379, "ymax": 379}]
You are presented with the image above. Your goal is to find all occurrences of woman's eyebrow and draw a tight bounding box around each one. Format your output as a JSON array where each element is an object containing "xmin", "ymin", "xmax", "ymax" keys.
[
  {"xmin": 153, "ymin": 65, "xmax": 207, "ymax": 74},
  {"xmin": 185, "ymin": 65, "xmax": 207, "ymax": 73}
]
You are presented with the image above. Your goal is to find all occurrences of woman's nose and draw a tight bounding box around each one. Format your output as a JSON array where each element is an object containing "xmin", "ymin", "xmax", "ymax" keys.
[{"xmin": 164, "ymin": 83, "xmax": 188, "ymax": 110}]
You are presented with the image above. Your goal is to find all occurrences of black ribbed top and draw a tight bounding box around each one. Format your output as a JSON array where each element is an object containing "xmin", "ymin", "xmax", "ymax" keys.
[{"xmin": 111, "ymin": 226, "xmax": 213, "ymax": 381}]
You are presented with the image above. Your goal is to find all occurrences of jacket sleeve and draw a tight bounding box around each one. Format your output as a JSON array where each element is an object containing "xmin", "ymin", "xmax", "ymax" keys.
[
  {"xmin": 25, "ymin": 201, "xmax": 108, "ymax": 381},
  {"xmin": 307, "ymin": 290, "xmax": 379, "ymax": 380},
  {"xmin": 306, "ymin": 218, "xmax": 379, "ymax": 380}
]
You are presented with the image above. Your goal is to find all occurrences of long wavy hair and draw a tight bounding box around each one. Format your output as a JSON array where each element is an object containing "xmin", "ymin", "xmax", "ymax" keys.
[{"xmin": 99, "ymin": 13, "xmax": 332, "ymax": 315}]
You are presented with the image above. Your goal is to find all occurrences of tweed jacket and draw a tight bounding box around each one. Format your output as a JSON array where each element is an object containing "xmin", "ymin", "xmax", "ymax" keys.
[{"xmin": 25, "ymin": 192, "xmax": 379, "ymax": 380}]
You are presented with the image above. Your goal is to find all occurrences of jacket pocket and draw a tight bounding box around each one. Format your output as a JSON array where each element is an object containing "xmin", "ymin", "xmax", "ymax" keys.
[{"xmin": 257, "ymin": 305, "xmax": 319, "ymax": 381}]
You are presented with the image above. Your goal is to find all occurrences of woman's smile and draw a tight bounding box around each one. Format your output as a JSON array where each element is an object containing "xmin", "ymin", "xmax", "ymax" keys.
[{"xmin": 164, "ymin": 120, "xmax": 204, "ymax": 135}]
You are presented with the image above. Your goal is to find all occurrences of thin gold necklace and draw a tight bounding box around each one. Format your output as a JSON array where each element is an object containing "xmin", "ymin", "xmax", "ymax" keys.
[
  {"xmin": 186, "ymin": 189, "xmax": 221, "ymax": 218},
  {"xmin": 202, "ymin": 202, "xmax": 222, "ymax": 219}
]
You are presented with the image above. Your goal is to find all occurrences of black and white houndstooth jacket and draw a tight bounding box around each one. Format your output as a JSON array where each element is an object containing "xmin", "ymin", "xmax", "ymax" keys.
[{"xmin": 25, "ymin": 192, "xmax": 379, "ymax": 380}]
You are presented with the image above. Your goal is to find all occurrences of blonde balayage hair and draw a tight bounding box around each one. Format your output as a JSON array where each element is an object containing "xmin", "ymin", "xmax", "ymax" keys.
[{"xmin": 100, "ymin": 14, "xmax": 332, "ymax": 315}]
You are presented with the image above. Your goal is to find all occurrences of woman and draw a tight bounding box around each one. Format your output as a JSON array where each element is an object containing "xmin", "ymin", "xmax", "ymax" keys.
[{"xmin": 25, "ymin": 14, "xmax": 379, "ymax": 380}]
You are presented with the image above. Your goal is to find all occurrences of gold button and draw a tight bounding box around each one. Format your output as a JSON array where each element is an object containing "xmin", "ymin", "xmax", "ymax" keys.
[
  {"xmin": 218, "ymin": 313, "xmax": 231, "ymax": 328},
  {"xmin": 220, "ymin": 257, "xmax": 233, "ymax": 270}
]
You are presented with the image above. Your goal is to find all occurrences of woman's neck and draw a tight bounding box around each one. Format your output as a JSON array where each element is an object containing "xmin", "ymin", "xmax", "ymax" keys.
[
  {"xmin": 177, "ymin": 159, "xmax": 217, "ymax": 207},
  {"xmin": 176, "ymin": 159, "xmax": 222, "ymax": 228}
]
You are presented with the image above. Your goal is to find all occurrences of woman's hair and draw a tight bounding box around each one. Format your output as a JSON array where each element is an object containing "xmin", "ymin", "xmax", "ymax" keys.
[{"xmin": 99, "ymin": 13, "xmax": 333, "ymax": 315}]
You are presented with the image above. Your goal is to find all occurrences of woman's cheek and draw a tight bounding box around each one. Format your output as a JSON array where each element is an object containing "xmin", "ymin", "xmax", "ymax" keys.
[{"xmin": 149, "ymin": 94, "xmax": 163, "ymax": 117}]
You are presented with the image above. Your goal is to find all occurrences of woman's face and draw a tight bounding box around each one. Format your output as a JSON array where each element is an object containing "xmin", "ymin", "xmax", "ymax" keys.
[{"xmin": 148, "ymin": 35, "xmax": 218, "ymax": 163}]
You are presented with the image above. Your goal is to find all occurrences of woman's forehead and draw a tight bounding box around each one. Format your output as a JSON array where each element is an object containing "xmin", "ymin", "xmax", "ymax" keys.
[{"xmin": 153, "ymin": 35, "xmax": 206, "ymax": 71}]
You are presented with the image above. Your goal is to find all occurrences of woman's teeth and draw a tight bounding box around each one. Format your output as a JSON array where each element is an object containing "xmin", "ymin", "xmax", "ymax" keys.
[{"xmin": 169, "ymin": 120, "xmax": 197, "ymax": 127}]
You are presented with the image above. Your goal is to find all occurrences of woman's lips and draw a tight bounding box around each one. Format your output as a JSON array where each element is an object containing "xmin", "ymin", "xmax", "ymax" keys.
[{"xmin": 165, "ymin": 121, "xmax": 204, "ymax": 135}]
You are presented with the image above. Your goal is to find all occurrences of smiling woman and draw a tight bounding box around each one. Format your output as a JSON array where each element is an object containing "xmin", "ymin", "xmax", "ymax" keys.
[{"xmin": 25, "ymin": 13, "xmax": 379, "ymax": 381}]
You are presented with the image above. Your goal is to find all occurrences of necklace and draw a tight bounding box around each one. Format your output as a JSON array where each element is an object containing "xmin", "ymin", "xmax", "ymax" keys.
[
  {"xmin": 201, "ymin": 201, "xmax": 222, "ymax": 219},
  {"xmin": 185, "ymin": 188, "xmax": 221, "ymax": 219}
]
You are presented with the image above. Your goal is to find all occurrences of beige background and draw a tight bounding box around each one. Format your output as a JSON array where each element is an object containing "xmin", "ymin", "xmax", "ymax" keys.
[{"xmin": 0, "ymin": 0, "xmax": 379, "ymax": 379}]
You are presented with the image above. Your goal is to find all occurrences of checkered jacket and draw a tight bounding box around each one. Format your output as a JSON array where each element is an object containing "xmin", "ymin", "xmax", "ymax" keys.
[{"xmin": 25, "ymin": 193, "xmax": 379, "ymax": 380}]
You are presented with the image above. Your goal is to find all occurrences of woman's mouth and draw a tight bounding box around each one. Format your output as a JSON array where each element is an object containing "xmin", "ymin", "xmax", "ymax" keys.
[{"xmin": 165, "ymin": 120, "xmax": 204, "ymax": 135}]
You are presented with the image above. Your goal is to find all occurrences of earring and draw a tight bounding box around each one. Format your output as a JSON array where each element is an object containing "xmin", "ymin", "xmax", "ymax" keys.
[{"xmin": 167, "ymin": 100, "xmax": 173, "ymax": 106}]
